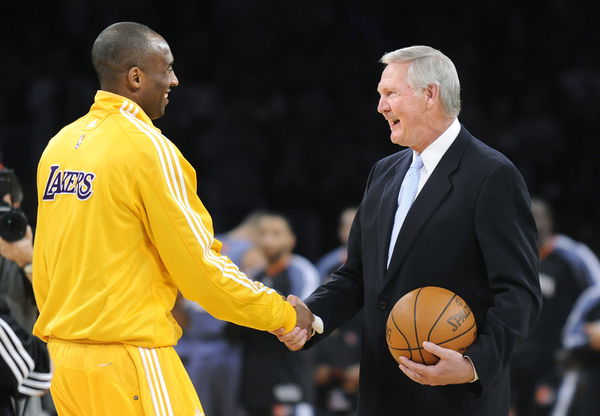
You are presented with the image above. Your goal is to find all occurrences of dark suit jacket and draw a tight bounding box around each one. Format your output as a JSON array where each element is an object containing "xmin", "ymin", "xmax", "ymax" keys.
[{"xmin": 306, "ymin": 126, "xmax": 542, "ymax": 416}]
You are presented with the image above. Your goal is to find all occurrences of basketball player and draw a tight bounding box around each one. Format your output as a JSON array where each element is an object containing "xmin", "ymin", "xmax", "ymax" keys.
[{"xmin": 32, "ymin": 22, "xmax": 313, "ymax": 415}]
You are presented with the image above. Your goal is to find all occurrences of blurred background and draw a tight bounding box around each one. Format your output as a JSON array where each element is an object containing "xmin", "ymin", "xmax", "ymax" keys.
[
  {"xmin": 3, "ymin": 2, "xmax": 600, "ymax": 415},
  {"xmin": 1, "ymin": 0, "xmax": 600, "ymax": 259}
]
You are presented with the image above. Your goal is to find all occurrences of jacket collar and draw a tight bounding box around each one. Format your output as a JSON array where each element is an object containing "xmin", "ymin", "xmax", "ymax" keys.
[
  {"xmin": 89, "ymin": 90, "xmax": 156, "ymax": 128},
  {"xmin": 379, "ymin": 126, "xmax": 472, "ymax": 290}
]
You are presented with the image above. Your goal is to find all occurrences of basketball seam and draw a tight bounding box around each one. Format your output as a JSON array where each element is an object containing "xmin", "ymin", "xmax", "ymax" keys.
[
  {"xmin": 427, "ymin": 294, "xmax": 457, "ymax": 342},
  {"xmin": 414, "ymin": 288, "xmax": 426, "ymax": 364},
  {"xmin": 391, "ymin": 313, "xmax": 413, "ymax": 361},
  {"xmin": 435, "ymin": 320, "xmax": 477, "ymax": 346},
  {"xmin": 389, "ymin": 346, "xmax": 425, "ymax": 352},
  {"xmin": 390, "ymin": 320, "xmax": 477, "ymax": 351}
]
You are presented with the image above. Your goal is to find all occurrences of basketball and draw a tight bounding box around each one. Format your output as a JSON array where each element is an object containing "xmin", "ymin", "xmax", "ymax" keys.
[{"xmin": 386, "ymin": 286, "xmax": 477, "ymax": 365}]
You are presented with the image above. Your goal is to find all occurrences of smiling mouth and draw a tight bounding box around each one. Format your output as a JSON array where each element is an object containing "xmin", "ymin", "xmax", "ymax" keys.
[{"xmin": 389, "ymin": 118, "xmax": 400, "ymax": 126}]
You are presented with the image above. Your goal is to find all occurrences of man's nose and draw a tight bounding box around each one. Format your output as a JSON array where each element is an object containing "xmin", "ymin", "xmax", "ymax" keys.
[
  {"xmin": 377, "ymin": 96, "xmax": 389, "ymax": 114},
  {"xmin": 171, "ymin": 71, "xmax": 179, "ymax": 87}
]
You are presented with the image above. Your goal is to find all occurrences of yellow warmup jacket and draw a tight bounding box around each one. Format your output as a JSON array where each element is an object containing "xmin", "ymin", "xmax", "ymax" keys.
[{"xmin": 33, "ymin": 90, "xmax": 296, "ymax": 347}]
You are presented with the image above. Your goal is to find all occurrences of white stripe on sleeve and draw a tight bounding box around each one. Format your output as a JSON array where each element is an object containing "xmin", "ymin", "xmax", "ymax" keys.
[{"xmin": 120, "ymin": 103, "xmax": 274, "ymax": 296}]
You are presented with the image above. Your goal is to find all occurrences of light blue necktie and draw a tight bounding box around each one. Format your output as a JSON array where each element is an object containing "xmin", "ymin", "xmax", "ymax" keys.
[{"xmin": 387, "ymin": 154, "xmax": 424, "ymax": 268}]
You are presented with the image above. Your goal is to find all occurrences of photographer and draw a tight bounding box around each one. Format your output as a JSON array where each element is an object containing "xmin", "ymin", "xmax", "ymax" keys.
[{"xmin": 0, "ymin": 166, "xmax": 52, "ymax": 416}]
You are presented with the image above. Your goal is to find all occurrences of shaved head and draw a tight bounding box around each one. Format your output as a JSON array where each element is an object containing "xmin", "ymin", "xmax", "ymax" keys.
[
  {"xmin": 91, "ymin": 22, "xmax": 162, "ymax": 88},
  {"xmin": 91, "ymin": 22, "xmax": 179, "ymax": 119}
]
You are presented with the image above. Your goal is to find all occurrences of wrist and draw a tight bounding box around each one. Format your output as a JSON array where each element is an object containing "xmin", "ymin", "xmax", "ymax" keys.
[
  {"xmin": 22, "ymin": 262, "xmax": 33, "ymax": 275},
  {"xmin": 16, "ymin": 258, "xmax": 30, "ymax": 268}
]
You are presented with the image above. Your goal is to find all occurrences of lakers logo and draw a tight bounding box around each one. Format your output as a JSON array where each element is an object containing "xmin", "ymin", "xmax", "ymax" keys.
[{"xmin": 42, "ymin": 164, "xmax": 96, "ymax": 201}]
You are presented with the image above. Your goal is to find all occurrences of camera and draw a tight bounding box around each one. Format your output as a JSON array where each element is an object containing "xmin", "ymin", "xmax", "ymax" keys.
[{"xmin": 0, "ymin": 168, "xmax": 28, "ymax": 242}]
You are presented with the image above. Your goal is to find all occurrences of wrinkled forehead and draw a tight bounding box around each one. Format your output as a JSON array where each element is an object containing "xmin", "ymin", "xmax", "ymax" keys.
[{"xmin": 377, "ymin": 62, "xmax": 411, "ymax": 91}]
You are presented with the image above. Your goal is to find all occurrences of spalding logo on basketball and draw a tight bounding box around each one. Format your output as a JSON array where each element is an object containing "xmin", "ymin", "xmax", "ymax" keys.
[{"xmin": 386, "ymin": 286, "xmax": 477, "ymax": 365}]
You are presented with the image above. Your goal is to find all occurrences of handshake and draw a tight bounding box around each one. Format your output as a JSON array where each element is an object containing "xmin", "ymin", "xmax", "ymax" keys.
[{"xmin": 271, "ymin": 295, "xmax": 323, "ymax": 351}]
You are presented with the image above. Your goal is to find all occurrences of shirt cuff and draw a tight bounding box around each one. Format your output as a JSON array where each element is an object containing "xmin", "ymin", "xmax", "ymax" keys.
[{"xmin": 464, "ymin": 355, "xmax": 479, "ymax": 383}]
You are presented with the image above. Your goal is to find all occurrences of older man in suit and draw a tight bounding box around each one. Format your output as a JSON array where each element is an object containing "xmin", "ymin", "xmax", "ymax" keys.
[{"xmin": 275, "ymin": 45, "xmax": 542, "ymax": 415}]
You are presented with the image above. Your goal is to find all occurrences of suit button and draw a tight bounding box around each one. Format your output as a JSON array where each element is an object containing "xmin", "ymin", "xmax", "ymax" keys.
[{"xmin": 378, "ymin": 301, "xmax": 387, "ymax": 310}]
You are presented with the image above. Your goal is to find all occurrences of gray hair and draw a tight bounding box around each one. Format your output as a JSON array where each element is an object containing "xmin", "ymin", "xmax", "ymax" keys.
[{"xmin": 380, "ymin": 46, "xmax": 461, "ymax": 118}]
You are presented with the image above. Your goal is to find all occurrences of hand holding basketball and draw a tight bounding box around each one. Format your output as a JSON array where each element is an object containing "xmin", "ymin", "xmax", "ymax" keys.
[
  {"xmin": 386, "ymin": 286, "xmax": 477, "ymax": 365},
  {"xmin": 386, "ymin": 286, "xmax": 478, "ymax": 385},
  {"xmin": 398, "ymin": 341, "xmax": 476, "ymax": 386}
]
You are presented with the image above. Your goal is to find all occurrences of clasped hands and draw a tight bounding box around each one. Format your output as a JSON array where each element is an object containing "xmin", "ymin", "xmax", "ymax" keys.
[{"xmin": 271, "ymin": 295, "xmax": 315, "ymax": 351}]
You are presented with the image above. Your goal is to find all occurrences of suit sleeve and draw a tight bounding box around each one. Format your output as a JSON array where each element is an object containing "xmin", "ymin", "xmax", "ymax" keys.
[
  {"xmin": 304, "ymin": 163, "xmax": 378, "ymax": 342},
  {"xmin": 467, "ymin": 162, "xmax": 542, "ymax": 393},
  {"xmin": 134, "ymin": 139, "xmax": 297, "ymax": 334},
  {"xmin": 0, "ymin": 299, "xmax": 52, "ymax": 397}
]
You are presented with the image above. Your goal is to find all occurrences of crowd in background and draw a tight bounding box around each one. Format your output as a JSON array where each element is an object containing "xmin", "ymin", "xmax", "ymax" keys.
[
  {"xmin": 174, "ymin": 208, "xmax": 361, "ymax": 416},
  {"xmin": 172, "ymin": 205, "xmax": 600, "ymax": 416},
  {"xmin": 2, "ymin": 0, "xmax": 600, "ymax": 257},
  {"xmin": 2, "ymin": 1, "xmax": 600, "ymax": 415}
]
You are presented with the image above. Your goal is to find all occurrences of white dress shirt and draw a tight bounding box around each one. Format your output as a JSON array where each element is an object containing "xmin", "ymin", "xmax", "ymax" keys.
[{"xmin": 413, "ymin": 118, "xmax": 461, "ymax": 196}]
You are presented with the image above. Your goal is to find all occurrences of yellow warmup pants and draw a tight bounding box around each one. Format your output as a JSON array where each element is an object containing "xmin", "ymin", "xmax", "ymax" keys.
[{"xmin": 48, "ymin": 339, "xmax": 204, "ymax": 415}]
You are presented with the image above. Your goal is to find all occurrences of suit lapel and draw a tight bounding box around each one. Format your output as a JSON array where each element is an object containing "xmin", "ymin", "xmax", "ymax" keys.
[
  {"xmin": 382, "ymin": 129, "xmax": 471, "ymax": 290},
  {"xmin": 376, "ymin": 151, "xmax": 412, "ymax": 281}
]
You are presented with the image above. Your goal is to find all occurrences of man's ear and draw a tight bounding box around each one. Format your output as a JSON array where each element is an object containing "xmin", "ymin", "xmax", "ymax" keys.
[
  {"xmin": 127, "ymin": 66, "xmax": 143, "ymax": 91},
  {"xmin": 425, "ymin": 83, "xmax": 440, "ymax": 110}
]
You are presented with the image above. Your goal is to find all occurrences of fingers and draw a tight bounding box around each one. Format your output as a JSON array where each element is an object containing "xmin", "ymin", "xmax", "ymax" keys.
[
  {"xmin": 272, "ymin": 327, "xmax": 308, "ymax": 351},
  {"xmin": 398, "ymin": 342, "xmax": 475, "ymax": 386},
  {"xmin": 269, "ymin": 327, "xmax": 286, "ymax": 336},
  {"xmin": 422, "ymin": 341, "xmax": 452, "ymax": 358},
  {"xmin": 399, "ymin": 359, "xmax": 424, "ymax": 384},
  {"xmin": 286, "ymin": 330, "xmax": 308, "ymax": 351},
  {"xmin": 398, "ymin": 355, "xmax": 434, "ymax": 385},
  {"xmin": 291, "ymin": 297, "xmax": 315, "ymax": 334},
  {"xmin": 272, "ymin": 296, "xmax": 315, "ymax": 351},
  {"xmin": 276, "ymin": 327, "xmax": 301, "ymax": 341},
  {"xmin": 399, "ymin": 356, "xmax": 428, "ymax": 373}
]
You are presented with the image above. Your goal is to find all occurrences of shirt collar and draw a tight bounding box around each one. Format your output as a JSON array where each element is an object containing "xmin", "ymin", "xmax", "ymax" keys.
[{"xmin": 413, "ymin": 118, "xmax": 460, "ymax": 174}]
